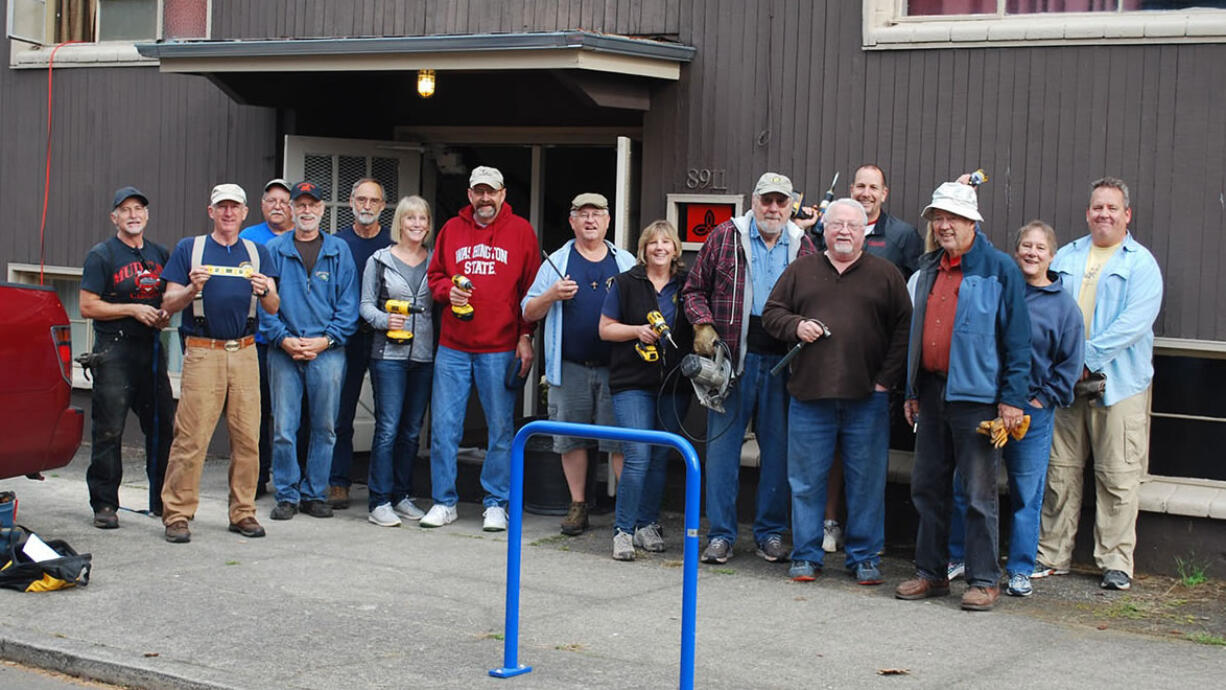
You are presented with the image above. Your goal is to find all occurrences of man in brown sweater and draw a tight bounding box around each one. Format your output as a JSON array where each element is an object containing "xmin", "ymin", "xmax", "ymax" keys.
[{"xmin": 762, "ymin": 198, "xmax": 911, "ymax": 584}]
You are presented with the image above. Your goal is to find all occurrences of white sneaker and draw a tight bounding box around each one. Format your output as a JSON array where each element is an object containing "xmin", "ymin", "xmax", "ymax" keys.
[
  {"xmin": 419, "ymin": 503, "xmax": 457, "ymax": 528},
  {"xmin": 613, "ymin": 530, "xmax": 635, "ymax": 561},
  {"xmin": 368, "ymin": 503, "xmax": 402, "ymax": 527},
  {"xmin": 392, "ymin": 497, "xmax": 425, "ymax": 520},
  {"xmin": 483, "ymin": 506, "xmax": 508, "ymax": 532},
  {"xmin": 822, "ymin": 520, "xmax": 844, "ymax": 553}
]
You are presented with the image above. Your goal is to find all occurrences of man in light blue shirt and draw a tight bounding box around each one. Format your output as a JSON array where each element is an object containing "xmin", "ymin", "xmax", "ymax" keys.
[{"xmin": 1036, "ymin": 177, "xmax": 1163, "ymax": 592}]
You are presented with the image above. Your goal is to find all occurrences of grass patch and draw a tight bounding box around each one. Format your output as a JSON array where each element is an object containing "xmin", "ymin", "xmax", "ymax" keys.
[
  {"xmin": 1175, "ymin": 555, "xmax": 1208, "ymax": 588},
  {"xmin": 555, "ymin": 643, "xmax": 586, "ymax": 652},
  {"xmin": 224, "ymin": 560, "xmax": 240, "ymax": 566},
  {"xmin": 1186, "ymin": 632, "xmax": 1226, "ymax": 646},
  {"xmin": 711, "ymin": 568, "xmax": 735, "ymax": 575},
  {"xmin": 477, "ymin": 631, "xmax": 504, "ymax": 641},
  {"xmin": 661, "ymin": 560, "xmax": 683, "ymax": 568},
  {"xmin": 1103, "ymin": 599, "xmax": 1147, "ymax": 620},
  {"xmin": 529, "ymin": 534, "xmax": 568, "ymax": 547}
]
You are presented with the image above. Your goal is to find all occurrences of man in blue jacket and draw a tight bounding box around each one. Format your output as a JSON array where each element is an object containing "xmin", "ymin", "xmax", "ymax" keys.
[
  {"xmin": 259, "ymin": 181, "xmax": 358, "ymax": 522},
  {"xmin": 895, "ymin": 182, "xmax": 1031, "ymax": 612},
  {"xmin": 1035, "ymin": 177, "xmax": 1163, "ymax": 592}
]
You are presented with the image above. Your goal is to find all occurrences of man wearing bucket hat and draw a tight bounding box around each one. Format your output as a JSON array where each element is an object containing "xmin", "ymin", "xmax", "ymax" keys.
[{"xmin": 894, "ymin": 181, "xmax": 1030, "ymax": 611}]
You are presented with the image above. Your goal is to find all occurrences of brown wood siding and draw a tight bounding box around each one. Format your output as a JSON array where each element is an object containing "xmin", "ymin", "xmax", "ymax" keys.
[{"xmin": 0, "ymin": 66, "xmax": 275, "ymax": 271}]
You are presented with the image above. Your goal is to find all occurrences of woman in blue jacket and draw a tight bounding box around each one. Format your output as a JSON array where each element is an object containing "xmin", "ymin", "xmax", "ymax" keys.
[{"xmin": 948, "ymin": 220, "xmax": 1084, "ymax": 597}]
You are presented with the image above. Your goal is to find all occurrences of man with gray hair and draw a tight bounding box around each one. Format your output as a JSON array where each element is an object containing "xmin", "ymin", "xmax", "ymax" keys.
[
  {"xmin": 1035, "ymin": 177, "xmax": 1163, "ymax": 592},
  {"xmin": 761, "ymin": 198, "xmax": 912, "ymax": 584},
  {"xmin": 682, "ymin": 172, "xmax": 817, "ymax": 564},
  {"xmin": 895, "ymin": 181, "xmax": 1030, "ymax": 611}
]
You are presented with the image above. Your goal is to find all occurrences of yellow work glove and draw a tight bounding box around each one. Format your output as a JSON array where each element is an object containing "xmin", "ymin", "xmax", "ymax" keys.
[{"xmin": 693, "ymin": 324, "xmax": 719, "ymax": 357}]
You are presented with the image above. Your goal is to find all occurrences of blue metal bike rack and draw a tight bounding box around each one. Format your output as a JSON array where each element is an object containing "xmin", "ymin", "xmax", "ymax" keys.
[{"xmin": 489, "ymin": 419, "xmax": 702, "ymax": 690}]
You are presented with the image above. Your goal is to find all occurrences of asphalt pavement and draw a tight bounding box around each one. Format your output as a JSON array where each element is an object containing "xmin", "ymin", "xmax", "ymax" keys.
[{"xmin": 0, "ymin": 446, "xmax": 1222, "ymax": 689}]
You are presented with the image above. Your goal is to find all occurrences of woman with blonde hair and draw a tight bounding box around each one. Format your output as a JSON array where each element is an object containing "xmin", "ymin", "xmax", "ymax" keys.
[
  {"xmin": 359, "ymin": 195, "xmax": 437, "ymax": 526},
  {"xmin": 598, "ymin": 220, "xmax": 694, "ymax": 560}
]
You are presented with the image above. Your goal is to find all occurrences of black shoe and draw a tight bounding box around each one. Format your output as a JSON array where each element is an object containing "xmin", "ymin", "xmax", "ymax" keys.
[
  {"xmin": 270, "ymin": 501, "xmax": 298, "ymax": 521},
  {"xmin": 300, "ymin": 499, "xmax": 334, "ymax": 518},
  {"xmin": 255, "ymin": 483, "xmax": 269, "ymax": 499},
  {"xmin": 93, "ymin": 506, "xmax": 119, "ymax": 529}
]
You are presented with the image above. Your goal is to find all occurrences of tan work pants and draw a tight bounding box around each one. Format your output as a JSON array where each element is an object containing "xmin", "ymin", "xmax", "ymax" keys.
[
  {"xmin": 161, "ymin": 344, "xmax": 261, "ymax": 525},
  {"xmin": 1037, "ymin": 387, "xmax": 1150, "ymax": 576}
]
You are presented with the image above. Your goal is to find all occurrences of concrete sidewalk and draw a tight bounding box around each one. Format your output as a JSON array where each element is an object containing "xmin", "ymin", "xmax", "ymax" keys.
[{"xmin": 0, "ymin": 447, "xmax": 1222, "ymax": 689}]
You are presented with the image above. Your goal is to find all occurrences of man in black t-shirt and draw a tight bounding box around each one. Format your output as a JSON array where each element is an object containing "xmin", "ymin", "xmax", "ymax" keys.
[{"xmin": 79, "ymin": 186, "xmax": 175, "ymax": 528}]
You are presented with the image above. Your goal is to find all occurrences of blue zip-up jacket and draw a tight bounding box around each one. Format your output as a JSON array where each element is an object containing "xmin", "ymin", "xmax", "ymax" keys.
[
  {"xmin": 906, "ymin": 231, "xmax": 1031, "ymax": 409},
  {"xmin": 1050, "ymin": 232, "xmax": 1162, "ymax": 407},
  {"xmin": 522, "ymin": 238, "xmax": 636, "ymax": 386},
  {"xmin": 259, "ymin": 231, "xmax": 358, "ymax": 348},
  {"xmin": 1024, "ymin": 272, "xmax": 1085, "ymax": 409}
]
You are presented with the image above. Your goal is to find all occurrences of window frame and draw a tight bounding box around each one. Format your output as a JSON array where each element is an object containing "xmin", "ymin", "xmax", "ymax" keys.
[{"xmin": 863, "ymin": 0, "xmax": 1226, "ymax": 50}]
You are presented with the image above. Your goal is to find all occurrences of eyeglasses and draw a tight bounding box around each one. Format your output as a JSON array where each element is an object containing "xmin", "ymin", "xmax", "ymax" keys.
[
  {"xmin": 825, "ymin": 221, "xmax": 865, "ymax": 231},
  {"xmin": 352, "ymin": 196, "xmax": 384, "ymax": 207},
  {"xmin": 571, "ymin": 211, "xmax": 608, "ymax": 220}
]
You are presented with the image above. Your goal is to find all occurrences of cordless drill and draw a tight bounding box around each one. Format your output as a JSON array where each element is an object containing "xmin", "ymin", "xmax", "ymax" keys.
[
  {"xmin": 451, "ymin": 275, "xmax": 475, "ymax": 321},
  {"xmin": 384, "ymin": 299, "xmax": 425, "ymax": 344},
  {"xmin": 635, "ymin": 310, "xmax": 677, "ymax": 362}
]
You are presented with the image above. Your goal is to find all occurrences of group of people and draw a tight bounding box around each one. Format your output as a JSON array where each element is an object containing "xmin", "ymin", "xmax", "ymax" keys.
[{"xmin": 80, "ymin": 162, "xmax": 1162, "ymax": 612}]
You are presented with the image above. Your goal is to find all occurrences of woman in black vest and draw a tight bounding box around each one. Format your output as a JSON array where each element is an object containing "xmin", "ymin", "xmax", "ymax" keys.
[{"xmin": 598, "ymin": 220, "xmax": 693, "ymax": 561}]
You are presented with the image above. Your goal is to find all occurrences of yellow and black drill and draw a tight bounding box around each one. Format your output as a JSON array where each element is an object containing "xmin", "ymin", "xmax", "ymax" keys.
[
  {"xmin": 384, "ymin": 299, "xmax": 425, "ymax": 344},
  {"xmin": 451, "ymin": 275, "xmax": 475, "ymax": 321},
  {"xmin": 635, "ymin": 310, "xmax": 678, "ymax": 362}
]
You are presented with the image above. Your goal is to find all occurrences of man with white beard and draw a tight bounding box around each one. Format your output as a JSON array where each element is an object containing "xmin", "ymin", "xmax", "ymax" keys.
[
  {"xmin": 330, "ymin": 178, "xmax": 391, "ymax": 509},
  {"xmin": 682, "ymin": 172, "xmax": 817, "ymax": 565}
]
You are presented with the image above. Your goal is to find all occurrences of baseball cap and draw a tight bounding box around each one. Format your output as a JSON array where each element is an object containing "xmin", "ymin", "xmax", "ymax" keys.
[
  {"xmin": 112, "ymin": 186, "xmax": 148, "ymax": 209},
  {"xmin": 264, "ymin": 178, "xmax": 291, "ymax": 193},
  {"xmin": 469, "ymin": 166, "xmax": 505, "ymax": 190},
  {"xmin": 290, "ymin": 181, "xmax": 324, "ymax": 202},
  {"xmin": 210, "ymin": 183, "xmax": 247, "ymax": 206},
  {"xmin": 753, "ymin": 172, "xmax": 793, "ymax": 198},
  {"xmin": 570, "ymin": 192, "xmax": 609, "ymax": 210},
  {"xmin": 921, "ymin": 182, "xmax": 983, "ymax": 223}
]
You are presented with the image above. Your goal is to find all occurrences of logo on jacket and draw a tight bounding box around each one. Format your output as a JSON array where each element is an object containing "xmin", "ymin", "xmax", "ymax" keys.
[
  {"xmin": 315, "ymin": 270, "xmax": 331, "ymax": 281},
  {"xmin": 454, "ymin": 243, "xmax": 509, "ymax": 276}
]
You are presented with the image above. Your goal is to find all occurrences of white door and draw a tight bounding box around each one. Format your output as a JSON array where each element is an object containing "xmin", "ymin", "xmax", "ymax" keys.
[{"xmin": 283, "ymin": 136, "xmax": 422, "ymax": 453}]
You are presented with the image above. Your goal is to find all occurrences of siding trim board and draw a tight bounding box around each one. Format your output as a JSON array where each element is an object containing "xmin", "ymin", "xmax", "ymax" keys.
[{"xmin": 136, "ymin": 31, "xmax": 695, "ymax": 79}]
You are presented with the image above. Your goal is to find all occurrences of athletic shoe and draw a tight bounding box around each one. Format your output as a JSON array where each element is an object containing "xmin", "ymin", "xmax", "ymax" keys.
[
  {"xmin": 855, "ymin": 561, "xmax": 883, "ymax": 585},
  {"xmin": 701, "ymin": 538, "xmax": 733, "ymax": 564},
  {"xmin": 633, "ymin": 523, "xmax": 665, "ymax": 552},
  {"xmin": 483, "ymin": 506, "xmax": 508, "ymax": 532},
  {"xmin": 368, "ymin": 503, "xmax": 402, "ymax": 527},
  {"xmin": 1007, "ymin": 572, "xmax": 1033, "ymax": 597},
  {"xmin": 613, "ymin": 530, "xmax": 635, "ymax": 561},
  {"xmin": 947, "ymin": 561, "xmax": 965, "ymax": 581},
  {"xmin": 822, "ymin": 520, "xmax": 843, "ymax": 553},
  {"xmin": 756, "ymin": 534, "xmax": 789, "ymax": 562},
  {"xmin": 419, "ymin": 503, "xmax": 457, "ymax": 528},
  {"xmin": 1031, "ymin": 561, "xmax": 1069, "ymax": 579},
  {"xmin": 1101, "ymin": 569, "xmax": 1131, "ymax": 591},
  {"xmin": 789, "ymin": 560, "xmax": 819, "ymax": 582},
  {"xmin": 392, "ymin": 498, "xmax": 425, "ymax": 520}
]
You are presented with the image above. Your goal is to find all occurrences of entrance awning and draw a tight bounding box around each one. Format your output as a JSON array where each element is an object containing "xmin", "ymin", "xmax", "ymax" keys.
[{"xmin": 135, "ymin": 30, "xmax": 695, "ymax": 81}]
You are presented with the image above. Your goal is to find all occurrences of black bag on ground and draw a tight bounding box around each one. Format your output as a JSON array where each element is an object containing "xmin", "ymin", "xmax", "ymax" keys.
[{"xmin": 0, "ymin": 525, "xmax": 91, "ymax": 592}]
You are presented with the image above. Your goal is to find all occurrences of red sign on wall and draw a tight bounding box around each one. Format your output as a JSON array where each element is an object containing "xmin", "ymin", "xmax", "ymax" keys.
[{"xmin": 679, "ymin": 202, "xmax": 735, "ymax": 244}]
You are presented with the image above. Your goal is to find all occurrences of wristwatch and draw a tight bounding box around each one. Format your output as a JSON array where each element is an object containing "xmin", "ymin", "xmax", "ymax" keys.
[{"xmin": 326, "ymin": 335, "xmax": 336, "ymax": 349}]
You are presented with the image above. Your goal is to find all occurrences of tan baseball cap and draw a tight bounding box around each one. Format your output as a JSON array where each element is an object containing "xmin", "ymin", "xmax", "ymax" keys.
[
  {"xmin": 753, "ymin": 172, "xmax": 793, "ymax": 197},
  {"xmin": 469, "ymin": 166, "xmax": 505, "ymax": 190},
  {"xmin": 570, "ymin": 192, "xmax": 609, "ymax": 210},
  {"xmin": 210, "ymin": 183, "xmax": 247, "ymax": 205}
]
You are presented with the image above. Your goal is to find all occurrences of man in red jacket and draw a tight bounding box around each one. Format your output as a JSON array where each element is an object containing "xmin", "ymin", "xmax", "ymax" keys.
[{"xmin": 420, "ymin": 166, "xmax": 540, "ymax": 531}]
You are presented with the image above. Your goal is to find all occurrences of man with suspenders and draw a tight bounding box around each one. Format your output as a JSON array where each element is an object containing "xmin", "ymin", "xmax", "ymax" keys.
[{"xmin": 159, "ymin": 184, "xmax": 279, "ymax": 543}]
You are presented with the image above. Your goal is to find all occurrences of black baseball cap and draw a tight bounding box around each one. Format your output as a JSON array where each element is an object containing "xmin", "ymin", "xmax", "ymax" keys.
[
  {"xmin": 113, "ymin": 186, "xmax": 149, "ymax": 209},
  {"xmin": 290, "ymin": 181, "xmax": 324, "ymax": 201}
]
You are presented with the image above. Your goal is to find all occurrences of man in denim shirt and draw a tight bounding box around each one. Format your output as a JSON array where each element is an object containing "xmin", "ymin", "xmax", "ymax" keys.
[{"xmin": 1035, "ymin": 177, "xmax": 1163, "ymax": 592}]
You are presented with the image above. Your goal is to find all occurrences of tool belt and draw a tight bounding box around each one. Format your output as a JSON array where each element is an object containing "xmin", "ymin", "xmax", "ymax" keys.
[{"xmin": 185, "ymin": 335, "xmax": 256, "ymax": 352}]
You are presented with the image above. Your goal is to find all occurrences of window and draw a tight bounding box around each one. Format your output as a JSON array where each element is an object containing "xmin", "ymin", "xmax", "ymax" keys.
[
  {"xmin": 863, "ymin": 0, "xmax": 1226, "ymax": 49},
  {"xmin": 8, "ymin": 0, "xmax": 209, "ymax": 68},
  {"xmin": 1149, "ymin": 346, "xmax": 1226, "ymax": 482}
]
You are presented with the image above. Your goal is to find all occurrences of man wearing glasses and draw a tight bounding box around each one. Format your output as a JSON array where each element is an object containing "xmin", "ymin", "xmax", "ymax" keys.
[
  {"xmin": 682, "ymin": 172, "xmax": 817, "ymax": 565},
  {"xmin": 330, "ymin": 178, "xmax": 391, "ymax": 509},
  {"xmin": 522, "ymin": 192, "xmax": 636, "ymax": 536}
]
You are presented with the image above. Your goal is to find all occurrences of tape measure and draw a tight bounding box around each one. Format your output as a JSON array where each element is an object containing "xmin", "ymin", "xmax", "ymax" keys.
[{"xmin": 202, "ymin": 262, "xmax": 254, "ymax": 278}]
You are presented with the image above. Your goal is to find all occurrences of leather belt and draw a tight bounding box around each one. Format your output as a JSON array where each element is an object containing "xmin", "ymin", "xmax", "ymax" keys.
[{"xmin": 185, "ymin": 335, "xmax": 256, "ymax": 352}]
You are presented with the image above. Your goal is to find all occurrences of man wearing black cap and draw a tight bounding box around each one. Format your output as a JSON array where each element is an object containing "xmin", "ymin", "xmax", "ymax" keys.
[
  {"xmin": 260, "ymin": 181, "xmax": 358, "ymax": 522},
  {"xmin": 79, "ymin": 186, "xmax": 175, "ymax": 528}
]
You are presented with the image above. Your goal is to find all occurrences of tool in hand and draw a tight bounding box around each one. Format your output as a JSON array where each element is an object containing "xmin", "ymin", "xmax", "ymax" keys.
[
  {"xmin": 770, "ymin": 318, "xmax": 831, "ymax": 376},
  {"xmin": 384, "ymin": 299, "xmax": 425, "ymax": 343},
  {"xmin": 451, "ymin": 275, "xmax": 475, "ymax": 321},
  {"xmin": 541, "ymin": 249, "xmax": 566, "ymax": 280},
  {"xmin": 635, "ymin": 310, "xmax": 677, "ymax": 362},
  {"xmin": 791, "ymin": 172, "xmax": 840, "ymax": 222},
  {"xmin": 968, "ymin": 169, "xmax": 989, "ymax": 187}
]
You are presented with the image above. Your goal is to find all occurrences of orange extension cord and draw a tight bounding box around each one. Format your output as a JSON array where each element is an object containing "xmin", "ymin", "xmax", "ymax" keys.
[{"xmin": 38, "ymin": 41, "xmax": 81, "ymax": 284}]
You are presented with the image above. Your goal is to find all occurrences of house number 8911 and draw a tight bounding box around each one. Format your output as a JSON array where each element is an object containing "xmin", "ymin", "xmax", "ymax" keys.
[{"xmin": 685, "ymin": 168, "xmax": 727, "ymax": 190}]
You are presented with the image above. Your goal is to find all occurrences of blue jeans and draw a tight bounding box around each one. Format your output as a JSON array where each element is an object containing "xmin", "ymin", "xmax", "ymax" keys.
[
  {"xmin": 949, "ymin": 402, "xmax": 1054, "ymax": 576},
  {"xmin": 331, "ymin": 328, "xmax": 374, "ymax": 487},
  {"xmin": 911, "ymin": 372, "xmax": 1002, "ymax": 588},
  {"xmin": 787, "ymin": 392, "xmax": 889, "ymax": 568},
  {"xmin": 368, "ymin": 358, "xmax": 433, "ymax": 510},
  {"xmin": 704, "ymin": 351, "xmax": 790, "ymax": 546},
  {"xmin": 610, "ymin": 389, "xmax": 689, "ymax": 534},
  {"xmin": 428, "ymin": 346, "xmax": 517, "ymax": 508},
  {"xmin": 269, "ymin": 346, "xmax": 345, "ymax": 504}
]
